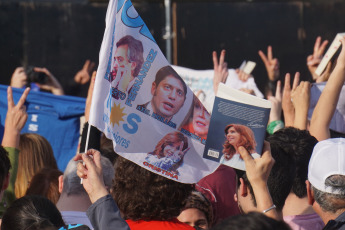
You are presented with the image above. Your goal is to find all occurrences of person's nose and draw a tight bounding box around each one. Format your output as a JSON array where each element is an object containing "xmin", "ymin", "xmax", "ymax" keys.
[{"xmin": 168, "ymin": 88, "xmax": 177, "ymax": 100}]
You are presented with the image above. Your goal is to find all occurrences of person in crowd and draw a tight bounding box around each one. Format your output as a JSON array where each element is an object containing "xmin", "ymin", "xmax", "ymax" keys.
[
  {"xmin": 0, "ymin": 147, "xmax": 11, "ymax": 224},
  {"xmin": 1, "ymin": 195, "xmax": 91, "ymax": 230},
  {"xmin": 211, "ymin": 212, "xmax": 291, "ymax": 230},
  {"xmin": 26, "ymin": 168, "xmax": 63, "ymax": 204},
  {"xmin": 0, "ymin": 87, "xmax": 30, "ymax": 217},
  {"xmin": 108, "ymin": 35, "xmax": 144, "ymax": 97},
  {"xmin": 220, "ymin": 124, "xmax": 259, "ymax": 170},
  {"xmin": 275, "ymin": 128, "xmax": 324, "ymax": 230},
  {"xmin": 306, "ymin": 36, "xmax": 329, "ymax": 82},
  {"xmin": 56, "ymin": 156, "xmax": 114, "ymax": 229},
  {"xmin": 74, "ymin": 140, "xmax": 278, "ymax": 229},
  {"xmin": 137, "ymin": 65, "xmax": 187, "ymax": 123},
  {"xmin": 11, "ymin": 66, "xmax": 64, "ymax": 95},
  {"xmin": 145, "ymin": 131, "xmax": 190, "ymax": 174},
  {"xmin": 180, "ymin": 95, "xmax": 211, "ymax": 143},
  {"xmin": 177, "ymin": 190, "xmax": 213, "ymax": 229},
  {"xmin": 15, "ymin": 133, "xmax": 58, "ymax": 198},
  {"xmin": 235, "ymin": 128, "xmax": 296, "ymax": 220},
  {"xmin": 196, "ymin": 165, "xmax": 240, "ymax": 225},
  {"xmin": 306, "ymin": 138, "xmax": 345, "ymax": 229},
  {"xmin": 258, "ymin": 46, "xmax": 280, "ymax": 98}
]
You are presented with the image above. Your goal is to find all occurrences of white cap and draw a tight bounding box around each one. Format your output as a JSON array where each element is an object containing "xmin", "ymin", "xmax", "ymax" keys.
[{"xmin": 308, "ymin": 138, "xmax": 345, "ymax": 194}]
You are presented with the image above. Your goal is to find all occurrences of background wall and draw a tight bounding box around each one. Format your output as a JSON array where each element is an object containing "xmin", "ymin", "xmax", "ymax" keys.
[{"xmin": 1, "ymin": 0, "xmax": 345, "ymax": 96}]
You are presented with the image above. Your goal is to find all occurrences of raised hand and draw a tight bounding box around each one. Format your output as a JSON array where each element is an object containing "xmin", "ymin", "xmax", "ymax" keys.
[
  {"xmin": 2, "ymin": 87, "xmax": 30, "ymax": 148},
  {"xmin": 238, "ymin": 141, "xmax": 278, "ymax": 219},
  {"xmin": 258, "ymin": 46, "xmax": 280, "ymax": 82},
  {"xmin": 34, "ymin": 67, "xmax": 64, "ymax": 95},
  {"xmin": 291, "ymin": 81, "xmax": 311, "ymax": 130},
  {"xmin": 267, "ymin": 80, "xmax": 282, "ymax": 123},
  {"xmin": 282, "ymin": 72, "xmax": 300, "ymax": 127},
  {"xmin": 74, "ymin": 60, "xmax": 96, "ymax": 85},
  {"xmin": 213, "ymin": 50, "xmax": 229, "ymax": 93},
  {"xmin": 307, "ymin": 36, "xmax": 329, "ymax": 81},
  {"xmin": 236, "ymin": 69, "xmax": 251, "ymax": 82},
  {"xmin": 10, "ymin": 67, "xmax": 28, "ymax": 89},
  {"xmin": 75, "ymin": 149, "xmax": 109, "ymax": 203}
]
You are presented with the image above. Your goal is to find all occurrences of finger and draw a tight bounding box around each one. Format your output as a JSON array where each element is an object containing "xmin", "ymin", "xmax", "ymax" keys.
[
  {"xmin": 82, "ymin": 153, "xmax": 97, "ymax": 172},
  {"xmin": 83, "ymin": 60, "xmax": 91, "ymax": 70},
  {"xmin": 284, "ymin": 73, "xmax": 291, "ymax": 90},
  {"xmin": 260, "ymin": 141, "xmax": 273, "ymax": 161},
  {"xmin": 275, "ymin": 80, "xmax": 282, "ymax": 101},
  {"xmin": 212, "ymin": 51, "xmax": 218, "ymax": 70},
  {"xmin": 16, "ymin": 87, "xmax": 30, "ymax": 108},
  {"xmin": 238, "ymin": 146, "xmax": 253, "ymax": 162},
  {"xmin": 77, "ymin": 162, "xmax": 88, "ymax": 179},
  {"xmin": 74, "ymin": 153, "xmax": 84, "ymax": 161},
  {"xmin": 219, "ymin": 50, "xmax": 226, "ymax": 66},
  {"xmin": 292, "ymin": 72, "xmax": 300, "ymax": 90},
  {"xmin": 267, "ymin": 45, "xmax": 273, "ymax": 61},
  {"xmin": 7, "ymin": 87, "xmax": 14, "ymax": 109},
  {"xmin": 318, "ymin": 40, "xmax": 329, "ymax": 57},
  {"xmin": 258, "ymin": 50, "xmax": 269, "ymax": 64},
  {"xmin": 314, "ymin": 36, "xmax": 321, "ymax": 55},
  {"xmin": 87, "ymin": 149, "xmax": 102, "ymax": 169},
  {"xmin": 88, "ymin": 62, "xmax": 96, "ymax": 73}
]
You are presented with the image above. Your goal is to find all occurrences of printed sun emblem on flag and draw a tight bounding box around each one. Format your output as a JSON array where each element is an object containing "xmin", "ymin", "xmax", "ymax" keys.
[{"xmin": 110, "ymin": 103, "xmax": 126, "ymax": 127}]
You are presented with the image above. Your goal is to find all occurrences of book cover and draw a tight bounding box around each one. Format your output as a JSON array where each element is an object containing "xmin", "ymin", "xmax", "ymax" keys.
[
  {"xmin": 315, "ymin": 33, "xmax": 345, "ymax": 76},
  {"xmin": 203, "ymin": 83, "xmax": 271, "ymax": 171}
]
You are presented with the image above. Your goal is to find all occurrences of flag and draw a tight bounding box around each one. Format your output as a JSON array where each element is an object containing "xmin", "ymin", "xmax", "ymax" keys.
[{"xmin": 89, "ymin": 0, "xmax": 219, "ymax": 183}]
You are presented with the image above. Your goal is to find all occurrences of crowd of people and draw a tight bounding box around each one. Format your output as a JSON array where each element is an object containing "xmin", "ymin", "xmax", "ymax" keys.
[{"xmin": 0, "ymin": 34, "xmax": 345, "ymax": 230}]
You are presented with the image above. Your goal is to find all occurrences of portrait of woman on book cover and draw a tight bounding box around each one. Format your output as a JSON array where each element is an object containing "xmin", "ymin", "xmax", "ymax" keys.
[
  {"xmin": 220, "ymin": 124, "xmax": 260, "ymax": 170},
  {"xmin": 145, "ymin": 131, "xmax": 190, "ymax": 174}
]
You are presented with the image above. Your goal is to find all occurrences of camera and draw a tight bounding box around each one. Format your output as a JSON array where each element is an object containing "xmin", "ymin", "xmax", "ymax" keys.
[{"xmin": 25, "ymin": 66, "xmax": 48, "ymax": 84}]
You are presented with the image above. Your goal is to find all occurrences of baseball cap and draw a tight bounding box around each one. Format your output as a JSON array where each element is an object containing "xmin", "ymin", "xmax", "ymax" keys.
[{"xmin": 308, "ymin": 138, "xmax": 345, "ymax": 194}]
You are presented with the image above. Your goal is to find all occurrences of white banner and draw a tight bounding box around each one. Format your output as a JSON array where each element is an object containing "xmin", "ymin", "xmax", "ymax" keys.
[{"xmin": 89, "ymin": 0, "xmax": 219, "ymax": 183}]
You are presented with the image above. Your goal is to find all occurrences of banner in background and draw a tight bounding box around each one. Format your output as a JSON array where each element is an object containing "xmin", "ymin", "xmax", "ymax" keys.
[
  {"xmin": 89, "ymin": 0, "xmax": 219, "ymax": 183},
  {"xmin": 0, "ymin": 85, "xmax": 85, "ymax": 171}
]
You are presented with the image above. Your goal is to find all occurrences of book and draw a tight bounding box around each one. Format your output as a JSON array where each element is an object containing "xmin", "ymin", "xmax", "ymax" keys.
[
  {"xmin": 203, "ymin": 83, "xmax": 271, "ymax": 171},
  {"xmin": 315, "ymin": 33, "xmax": 345, "ymax": 76}
]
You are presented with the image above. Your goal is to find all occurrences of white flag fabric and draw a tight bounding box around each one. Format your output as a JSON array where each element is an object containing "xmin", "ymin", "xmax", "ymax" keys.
[{"xmin": 89, "ymin": 0, "xmax": 219, "ymax": 183}]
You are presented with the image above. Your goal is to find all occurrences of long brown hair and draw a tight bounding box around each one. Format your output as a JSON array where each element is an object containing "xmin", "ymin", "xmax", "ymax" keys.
[
  {"xmin": 222, "ymin": 124, "xmax": 256, "ymax": 160},
  {"xmin": 15, "ymin": 133, "xmax": 58, "ymax": 198}
]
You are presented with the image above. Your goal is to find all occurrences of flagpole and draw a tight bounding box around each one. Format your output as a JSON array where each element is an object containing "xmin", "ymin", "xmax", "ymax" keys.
[{"xmin": 164, "ymin": 0, "xmax": 172, "ymax": 63}]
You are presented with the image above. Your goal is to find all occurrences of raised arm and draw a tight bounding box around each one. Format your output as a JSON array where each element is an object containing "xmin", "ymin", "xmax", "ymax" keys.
[
  {"xmin": 310, "ymin": 37, "xmax": 345, "ymax": 141},
  {"xmin": 291, "ymin": 81, "xmax": 311, "ymax": 130},
  {"xmin": 2, "ymin": 87, "xmax": 30, "ymax": 148},
  {"xmin": 75, "ymin": 150, "xmax": 130, "ymax": 230},
  {"xmin": 307, "ymin": 36, "xmax": 328, "ymax": 82},
  {"xmin": 239, "ymin": 141, "xmax": 277, "ymax": 220},
  {"xmin": 282, "ymin": 72, "xmax": 300, "ymax": 127},
  {"xmin": 258, "ymin": 46, "xmax": 280, "ymax": 82},
  {"xmin": 213, "ymin": 50, "xmax": 229, "ymax": 94},
  {"xmin": 34, "ymin": 67, "xmax": 64, "ymax": 95}
]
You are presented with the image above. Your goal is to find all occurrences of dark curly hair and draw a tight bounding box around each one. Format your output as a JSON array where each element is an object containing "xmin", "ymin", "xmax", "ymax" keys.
[
  {"xmin": 223, "ymin": 124, "xmax": 256, "ymax": 161},
  {"xmin": 112, "ymin": 156, "xmax": 194, "ymax": 221}
]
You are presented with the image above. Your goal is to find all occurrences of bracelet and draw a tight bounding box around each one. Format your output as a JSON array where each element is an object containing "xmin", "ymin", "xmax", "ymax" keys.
[{"xmin": 262, "ymin": 204, "xmax": 276, "ymax": 213}]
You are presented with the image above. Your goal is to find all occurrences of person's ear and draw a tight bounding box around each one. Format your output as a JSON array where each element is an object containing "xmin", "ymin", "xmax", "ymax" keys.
[
  {"xmin": 130, "ymin": 62, "xmax": 137, "ymax": 72},
  {"xmin": 306, "ymin": 180, "xmax": 314, "ymax": 205},
  {"xmin": 151, "ymin": 82, "xmax": 157, "ymax": 96},
  {"xmin": 58, "ymin": 175, "xmax": 64, "ymax": 194},
  {"xmin": 239, "ymin": 178, "xmax": 248, "ymax": 197}
]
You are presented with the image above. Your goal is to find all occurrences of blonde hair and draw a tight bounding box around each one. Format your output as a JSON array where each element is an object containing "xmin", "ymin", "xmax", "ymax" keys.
[{"xmin": 15, "ymin": 133, "xmax": 58, "ymax": 198}]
